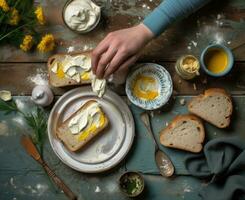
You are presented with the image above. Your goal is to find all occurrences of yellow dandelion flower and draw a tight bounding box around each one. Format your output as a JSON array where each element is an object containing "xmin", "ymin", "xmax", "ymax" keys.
[
  {"xmin": 37, "ymin": 34, "xmax": 55, "ymax": 52},
  {"xmin": 9, "ymin": 8, "xmax": 20, "ymax": 26},
  {"xmin": 34, "ymin": 6, "xmax": 45, "ymax": 25},
  {"xmin": 0, "ymin": 0, "xmax": 9, "ymax": 12},
  {"xmin": 20, "ymin": 35, "xmax": 34, "ymax": 52}
]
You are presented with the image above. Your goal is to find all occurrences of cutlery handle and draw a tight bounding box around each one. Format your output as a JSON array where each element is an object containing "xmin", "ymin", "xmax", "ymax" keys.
[{"xmin": 40, "ymin": 160, "xmax": 77, "ymax": 200}]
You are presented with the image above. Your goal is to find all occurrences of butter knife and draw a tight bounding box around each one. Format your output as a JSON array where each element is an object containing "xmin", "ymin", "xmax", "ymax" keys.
[{"xmin": 21, "ymin": 135, "xmax": 77, "ymax": 200}]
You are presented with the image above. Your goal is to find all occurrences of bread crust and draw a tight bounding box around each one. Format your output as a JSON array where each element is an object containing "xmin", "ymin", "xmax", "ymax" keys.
[
  {"xmin": 188, "ymin": 88, "xmax": 232, "ymax": 128},
  {"xmin": 56, "ymin": 100, "xmax": 109, "ymax": 152},
  {"xmin": 160, "ymin": 114, "xmax": 205, "ymax": 153},
  {"xmin": 47, "ymin": 51, "xmax": 92, "ymax": 87}
]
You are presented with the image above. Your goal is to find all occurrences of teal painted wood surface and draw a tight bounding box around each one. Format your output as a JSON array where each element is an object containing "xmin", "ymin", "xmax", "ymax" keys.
[{"xmin": 0, "ymin": 96, "xmax": 244, "ymax": 200}]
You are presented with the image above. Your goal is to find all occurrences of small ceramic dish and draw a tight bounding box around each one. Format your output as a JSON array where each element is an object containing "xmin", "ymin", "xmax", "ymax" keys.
[
  {"xmin": 119, "ymin": 171, "xmax": 145, "ymax": 197},
  {"xmin": 62, "ymin": 0, "xmax": 101, "ymax": 34},
  {"xmin": 126, "ymin": 63, "xmax": 173, "ymax": 110},
  {"xmin": 200, "ymin": 44, "xmax": 234, "ymax": 77}
]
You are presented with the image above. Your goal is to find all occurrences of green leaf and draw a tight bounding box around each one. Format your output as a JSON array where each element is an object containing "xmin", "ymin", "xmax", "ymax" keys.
[
  {"xmin": 0, "ymin": 99, "xmax": 19, "ymax": 115},
  {"xmin": 0, "ymin": 99, "xmax": 48, "ymax": 157},
  {"xmin": 23, "ymin": 107, "xmax": 48, "ymax": 155}
]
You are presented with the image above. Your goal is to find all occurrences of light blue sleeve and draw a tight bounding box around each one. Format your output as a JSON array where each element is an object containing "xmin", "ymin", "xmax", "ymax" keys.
[{"xmin": 143, "ymin": 0, "xmax": 211, "ymax": 36}]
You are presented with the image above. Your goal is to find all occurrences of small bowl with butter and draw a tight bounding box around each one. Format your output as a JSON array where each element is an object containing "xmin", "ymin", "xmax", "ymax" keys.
[
  {"xmin": 175, "ymin": 55, "xmax": 200, "ymax": 80},
  {"xmin": 126, "ymin": 63, "xmax": 173, "ymax": 110},
  {"xmin": 200, "ymin": 44, "xmax": 234, "ymax": 77},
  {"xmin": 62, "ymin": 0, "xmax": 101, "ymax": 33}
]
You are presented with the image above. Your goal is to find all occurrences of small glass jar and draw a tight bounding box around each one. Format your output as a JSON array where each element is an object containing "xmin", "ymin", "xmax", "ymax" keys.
[{"xmin": 175, "ymin": 55, "xmax": 200, "ymax": 80}]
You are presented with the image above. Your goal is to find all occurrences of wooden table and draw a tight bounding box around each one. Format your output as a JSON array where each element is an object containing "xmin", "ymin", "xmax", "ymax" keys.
[{"xmin": 0, "ymin": 0, "xmax": 245, "ymax": 199}]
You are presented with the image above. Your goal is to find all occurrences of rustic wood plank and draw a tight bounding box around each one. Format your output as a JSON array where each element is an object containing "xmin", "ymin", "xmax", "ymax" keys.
[
  {"xmin": 0, "ymin": 0, "xmax": 244, "ymax": 62},
  {"xmin": 0, "ymin": 62, "xmax": 245, "ymax": 96}
]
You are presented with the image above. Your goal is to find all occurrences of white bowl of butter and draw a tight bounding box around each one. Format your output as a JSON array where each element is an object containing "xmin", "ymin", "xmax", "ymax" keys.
[
  {"xmin": 126, "ymin": 63, "xmax": 173, "ymax": 110},
  {"xmin": 62, "ymin": 0, "xmax": 101, "ymax": 33}
]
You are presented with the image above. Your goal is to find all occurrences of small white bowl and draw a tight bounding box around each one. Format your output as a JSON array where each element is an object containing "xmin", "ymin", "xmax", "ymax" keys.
[
  {"xmin": 126, "ymin": 63, "xmax": 173, "ymax": 110},
  {"xmin": 62, "ymin": 0, "xmax": 101, "ymax": 34}
]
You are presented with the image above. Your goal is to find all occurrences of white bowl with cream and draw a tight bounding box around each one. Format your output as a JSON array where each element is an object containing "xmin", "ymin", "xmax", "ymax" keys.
[{"xmin": 62, "ymin": 0, "xmax": 101, "ymax": 33}]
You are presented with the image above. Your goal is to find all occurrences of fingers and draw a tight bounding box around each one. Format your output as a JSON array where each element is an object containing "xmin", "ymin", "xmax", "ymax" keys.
[
  {"xmin": 104, "ymin": 54, "xmax": 139, "ymax": 78},
  {"xmin": 95, "ymin": 47, "xmax": 117, "ymax": 78},
  {"xmin": 102, "ymin": 51, "xmax": 129, "ymax": 78},
  {"xmin": 92, "ymin": 39, "xmax": 110, "ymax": 74}
]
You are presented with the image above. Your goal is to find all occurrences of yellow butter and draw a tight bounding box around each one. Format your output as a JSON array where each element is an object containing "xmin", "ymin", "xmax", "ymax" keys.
[
  {"xmin": 78, "ymin": 113, "xmax": 105, "ymax": 141},
  {"xmin": 132, "ymin": 75, "xmax": 159, "ymax": 101},
  {"xmin": 57, "ymin": 63, "xmax": 65, "ymax": 78},
  {"xmin": 81, "ymin": 71, "xmax": 90, "ymax": 81}
]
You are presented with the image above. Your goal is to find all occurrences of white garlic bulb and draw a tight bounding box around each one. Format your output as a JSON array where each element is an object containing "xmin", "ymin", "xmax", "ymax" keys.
[{"xmin": 31, "ymin": 85, "xmax": 54, "ymax": 107}]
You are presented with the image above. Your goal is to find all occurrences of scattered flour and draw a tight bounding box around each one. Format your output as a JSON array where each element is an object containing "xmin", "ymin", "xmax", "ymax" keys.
[
  {"xmin": 15, "ymin": 99, "xmax": 25, "ymax": 111},
  {"xmin": 95, "ymin": 186, "xmax": 101, "ymax": 193},
  {"xmin": 10, "ymin": 177, "xmax": 17, "ymax": 189},
  {"xmin": 24, "ymin": 183, "xmax": 49, "ymax": 196},
  {"xmin": 179, "ymin": 99, "xmax": 186, "ymax": 106},
  {"xmin": 191, "ymin": 40, "xmax": 197, "ymax": 47},
  {"xmin": 36, "ymin": 183, "xmax": 49, "ymax": 196},
  {"xmin": 105, "ymin": 181, "xmax": 117, "ymax": 193},
  {"xmin": 67, "ymin": 46, "xmax": 75, "ymax": 53},
  {"xmin": 214, "ymin": 32, "xmax": 224, "ymax": 44},
  {"xmin": 183, "ymin": 182, "xmax": 193, "ymax": 193},
  {"xmin": 27, "ymin": 68, "xmax": 48, "ymax": 86},
  {"xmin": 12, "ymin": 116, "xmax": 26, "ymax": 126},
  {"xmin": 81, "ymin": 44, "xmax": 94, "ymax": 51}
]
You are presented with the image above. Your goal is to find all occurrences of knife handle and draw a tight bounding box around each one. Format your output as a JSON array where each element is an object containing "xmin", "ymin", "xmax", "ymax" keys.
[{"xmin": 40, "ymin": 159, "xmax": 77, "ymax": 200}]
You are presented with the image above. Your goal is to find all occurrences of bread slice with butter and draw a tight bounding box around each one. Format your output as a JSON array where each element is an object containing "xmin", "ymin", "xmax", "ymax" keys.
[
  {"xmin": 56, "ymin": 100, "xmax": 109, "ymax": 152},
  {"xmin": 160, "ymin": 114, "xmax": 205, "ymax": 153},
  {"xmin": 188, "ymin": 88, "xmax": 232, "ymax": 128},
  {"xmin": 47, "ymin": 51, "xmax": 92, "ymax": 87}
]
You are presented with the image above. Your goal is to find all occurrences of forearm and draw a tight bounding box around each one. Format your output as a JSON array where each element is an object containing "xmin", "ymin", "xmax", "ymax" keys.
[{"xmin": 143, "ymin": 0, "xmax": 211, "ymax": 37}]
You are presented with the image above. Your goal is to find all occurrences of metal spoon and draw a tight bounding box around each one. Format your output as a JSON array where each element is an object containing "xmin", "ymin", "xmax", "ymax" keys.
[{"xmin": 140, "ymin": 112, "xmax": 174, "ymax": 177}]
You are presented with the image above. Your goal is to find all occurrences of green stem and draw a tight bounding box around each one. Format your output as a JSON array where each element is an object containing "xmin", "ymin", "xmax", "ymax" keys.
[{"xmin": 0, "ymin": 21, "xmax": 34, "ymax": 41}]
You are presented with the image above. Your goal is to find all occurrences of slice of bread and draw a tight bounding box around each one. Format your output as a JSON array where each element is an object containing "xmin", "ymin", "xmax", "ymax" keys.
[
  {"xmin": 56, "ymin": 100, "xmax": 109, "ymax": 152},
  {"xmin": 47, "ymin": 51, "xmax": 92, "ymax": 87},
  {"xmin": 188, "ymin": 88, "xmax": 232, "ymax": 128},
  {"xmin": 160, "ymin": 114, "xmax": 205, "ymax": 153}
]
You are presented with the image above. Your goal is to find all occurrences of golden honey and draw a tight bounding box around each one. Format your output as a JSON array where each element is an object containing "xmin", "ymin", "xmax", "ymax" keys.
[{"xmin": 204, "ymin": 48, "xmax": 228, "ymax": 74}]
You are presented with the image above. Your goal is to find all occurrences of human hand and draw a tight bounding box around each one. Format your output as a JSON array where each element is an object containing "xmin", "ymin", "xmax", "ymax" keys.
[{"xmin": 92, "ymin": 23, "xmax": 154, "ymax": 79}]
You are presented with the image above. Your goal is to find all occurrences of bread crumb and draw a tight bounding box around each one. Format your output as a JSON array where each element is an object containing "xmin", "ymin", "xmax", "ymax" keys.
[
  {"xmin": 193, "ymin": 83, "xmax": 197, "ymax": 91},
  {"xmin": 165, "ymin": 122, "xmax": 169, "ymax": 126},
  {"xmin": 179, "ymin": 99, "xmax": 186, "ymax": 106}
]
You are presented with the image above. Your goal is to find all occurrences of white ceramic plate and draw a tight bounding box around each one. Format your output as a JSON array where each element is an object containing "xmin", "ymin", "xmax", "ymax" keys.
[
  {"xmin": 48, "ymin": 87, "xmax": 135, "ymax": 173},
  {"xmin": 126, "ymin": 63, "xmax": 173, "ymax": 110}
]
